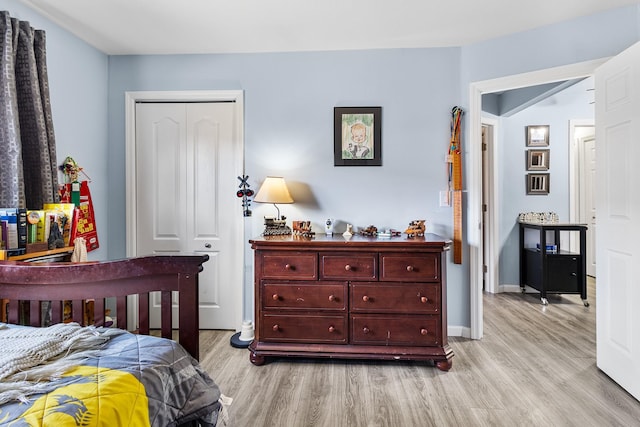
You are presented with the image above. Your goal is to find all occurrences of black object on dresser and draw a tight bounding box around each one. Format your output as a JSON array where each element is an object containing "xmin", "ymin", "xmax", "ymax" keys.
[
  {"xmin": 519, "ymin": 221, "xmax": 589, "ymax": 306},
  {"xmin": 248, "ymin": 234, "xmax": 454, "ymax": 371}
]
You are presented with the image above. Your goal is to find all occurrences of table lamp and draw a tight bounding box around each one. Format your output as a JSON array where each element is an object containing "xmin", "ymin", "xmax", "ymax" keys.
[{"xmin": 253, "ymin": 176, "xmax": 294, "ymax": 235}]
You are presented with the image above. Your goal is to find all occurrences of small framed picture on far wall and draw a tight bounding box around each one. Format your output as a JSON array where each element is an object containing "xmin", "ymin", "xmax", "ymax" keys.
[
  {"xmin": 526, "ymin": 125, "xmax": 549, "ymax": 147},
  {"xmin": 527, "ymin": 173, "xmax": 550, "ymax": 195},
  {"xmin": 526, "ymin": 149, "xmax": 549, "ymax": 171}
]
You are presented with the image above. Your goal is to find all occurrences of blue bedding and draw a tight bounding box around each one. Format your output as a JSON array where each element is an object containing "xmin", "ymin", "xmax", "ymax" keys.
[{"xmin": 0, "ymin": 326, "xmax": 222, "ymax": 426}]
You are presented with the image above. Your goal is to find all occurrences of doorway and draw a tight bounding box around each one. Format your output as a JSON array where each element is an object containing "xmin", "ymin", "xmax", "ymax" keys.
[
  {"xmin": 468, "ymin": 59, "xmax": 606, "ymax": 339},
  {"xmin": 125, "ymin": 90, "xmax": 245, "ymax": 331}
]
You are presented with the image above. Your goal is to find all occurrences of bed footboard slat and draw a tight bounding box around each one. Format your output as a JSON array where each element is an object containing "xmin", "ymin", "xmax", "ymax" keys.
[
  {"xmin": 116, "ymin": 296, "xmax": 127, "ymax": 329},
  {"xmin": 72, "ymin": 299, "xmax": 83, "ymax": 323},
  {"xmin": 139, "ymin": 293, "xmax": 150, "ymax": 335},
  {"xmin": 51, "ymin": 300, "xmax": 63, "ymax": 324},
  {"xmin": 8, "ymin": 301, "xmax": 18, "ymax": 324},
  {"xmin": 161, "ymin": 291, "xmax": 172, "ymax": 340},
  {"xmin": 94, "ymin": 298, "xmax": 105, "ymax": 326},
  {"xmin": 29, "ymin": 301, "xmax": 40, "ymax": 327}
]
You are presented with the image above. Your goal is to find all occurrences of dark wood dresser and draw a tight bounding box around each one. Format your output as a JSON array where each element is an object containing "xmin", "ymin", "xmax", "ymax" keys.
[{"xmin": 248, "ymin": 234, "xmax": 454, "ymax": 371}]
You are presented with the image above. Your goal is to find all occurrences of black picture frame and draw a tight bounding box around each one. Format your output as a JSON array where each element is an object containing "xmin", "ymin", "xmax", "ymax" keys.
[{"xmin": 334, "ymin": 107, "xmax": 382, "ymax": 166}]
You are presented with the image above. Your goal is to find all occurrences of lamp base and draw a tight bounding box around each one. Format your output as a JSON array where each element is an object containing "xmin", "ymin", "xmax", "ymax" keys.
[
  {"xmin": 230, "ymin": 332, "xmax": 252, "ymax": 348},
  {"xmin": 262, "ymin": 217, "xmax": 292, "ymax": 236}
]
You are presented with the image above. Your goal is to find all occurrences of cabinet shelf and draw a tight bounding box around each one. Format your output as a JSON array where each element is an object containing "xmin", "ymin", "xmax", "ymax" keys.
[
  {"xmin": 0, "ymin": 246, "xmax": 73, "ymax": 262},
  {"xmin": 519, "ymin": 222, "xmax": 588, "ymax": 306}
]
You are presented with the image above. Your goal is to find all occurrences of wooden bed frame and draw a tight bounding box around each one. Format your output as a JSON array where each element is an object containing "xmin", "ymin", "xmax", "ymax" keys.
[{"xmin": 0, "ymin": 254, "xmax": 209, "ymax": 360}]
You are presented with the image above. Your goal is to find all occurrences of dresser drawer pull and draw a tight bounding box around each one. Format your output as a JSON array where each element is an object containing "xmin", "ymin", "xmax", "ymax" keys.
[
  {"xmin": 284, "ymin": 264, "xmax": 293, "ymax": 270},
  {"xmin": 362, "ymin": 295, "xmax": 370, "ymax": 302},
  {"xmin": 571, "ymin": 272, "xmax": 577, "ymax": 276},
  {"xmin": 328, "ymin": 294, "xmax": 336, "ymax": 302},
  {"xmin": 420, "ymin": 328, "xmax": 428, "ymax": 336},
  {"xmin": 328, "ymin": 326, "xmax": 335, "ymax": 333},
  {"xmin": 362, "ymin": 327, "xmax": 370, "ymax": 334},
  {"xmin": 344, "ymin": 264, "xmax": 352, "ymax": 271},
  {"xmin": 420, "ymin": 296, "xmax": 429, "ymax": 303},
  {"xmin": 272, "ymin": 294, "xmax": 280, "ymax": 301},
  {"xmin": 272, "ymin": 324, "xmax": 280, "ymax": 332},
  {"xmin": 406, "ymin": 265, "xmax": 414, "ymax": 272}
]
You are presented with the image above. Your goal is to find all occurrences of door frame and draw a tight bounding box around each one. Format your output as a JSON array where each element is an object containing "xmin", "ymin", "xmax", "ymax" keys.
[
  {"xmin": 481, "ymin": 117, "xmax": 499, "ymax": 295},
  {"xmin": 569, "ymin": 119, "xmax": 595, "ymax": 261},
  {"xmin": 468, "ymin": 59, "xmax": 606, "ymax": 339},
  {"xmin": 124, "ymin": 90, "xmax": 245, "ymax": 331}
]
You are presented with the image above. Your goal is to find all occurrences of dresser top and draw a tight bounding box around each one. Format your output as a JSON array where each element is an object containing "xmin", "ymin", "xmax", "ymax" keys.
[{"xmin": 250, "ymin": 233, "xmax": 451, "ymax": 251}]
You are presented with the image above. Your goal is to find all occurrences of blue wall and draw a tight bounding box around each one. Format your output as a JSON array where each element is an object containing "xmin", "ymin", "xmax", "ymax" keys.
[{"xmin": 8, "ymin": 1, "xmax": 640, "ymax": 331}]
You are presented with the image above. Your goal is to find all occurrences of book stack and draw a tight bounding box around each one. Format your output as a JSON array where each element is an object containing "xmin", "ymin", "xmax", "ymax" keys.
[
  {"xmin": 0, "ymin": 204, "xmax": 76, "ymax": 255},
  {"xmin": 0, "ymin": 208, "xmax": 27, "ymax": 256}
]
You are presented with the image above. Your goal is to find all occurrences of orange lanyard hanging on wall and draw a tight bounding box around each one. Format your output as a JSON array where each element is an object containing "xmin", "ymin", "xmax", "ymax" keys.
[{"xmin": 448, "ymin": 106, "xmax": 464, "ymax": 264}]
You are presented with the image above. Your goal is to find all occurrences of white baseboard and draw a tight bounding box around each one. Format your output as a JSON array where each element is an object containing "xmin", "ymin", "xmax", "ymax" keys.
[
  {"xmin": 447, "ymin": 325, "xmax": 471, "ymax": 338},
  {"xmin": 500, "ymin": 284, "xmax": 523, "ymax": 293}
]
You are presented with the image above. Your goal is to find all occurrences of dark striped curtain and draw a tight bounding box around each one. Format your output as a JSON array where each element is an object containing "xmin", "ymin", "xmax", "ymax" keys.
[{"xmin": 0, "ymin": 10, "xmax": 59, "ymax": 209}]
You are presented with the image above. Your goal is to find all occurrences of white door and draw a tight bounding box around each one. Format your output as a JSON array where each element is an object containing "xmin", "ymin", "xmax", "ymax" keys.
[
  {"xmin": 578, "ymin": 134, "xmax": 596, "ymax": 277},
  {"xmin": 595, "ymin": 40, "xmax": 640, "ymax": 401},
  {"xmin": 134, "ymin": 101, "xmax": 242, "ymax": 330}
]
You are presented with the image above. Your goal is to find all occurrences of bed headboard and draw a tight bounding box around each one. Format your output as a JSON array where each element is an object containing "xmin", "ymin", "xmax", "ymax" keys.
[{"xmin": 0, "ymin": 254, "xmax": 209, "ymax": 360}]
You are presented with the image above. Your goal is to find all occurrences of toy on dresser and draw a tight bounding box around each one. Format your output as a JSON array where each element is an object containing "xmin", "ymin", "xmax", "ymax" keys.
[{"xmin": 405, "ymin": 220, "xmax": 426, "ymax": 237}]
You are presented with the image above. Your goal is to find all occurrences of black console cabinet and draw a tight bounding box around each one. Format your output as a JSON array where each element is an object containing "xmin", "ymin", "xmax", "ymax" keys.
[{"xmin": 519, "ymin": 222, "xmax": 589, "ymax": 306}]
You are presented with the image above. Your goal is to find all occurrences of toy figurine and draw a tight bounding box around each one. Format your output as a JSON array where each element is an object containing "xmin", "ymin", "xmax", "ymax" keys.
[
  {"xmin": 236, "ymin": 175, "xmax": 253, "ymax": 217},
  {"xmin": 48, "ymin": 219, "xmax": 65, "ymax": 249},
  {"xmin": 360, "ymin": 225, "xmax": 378, "ymax": 237},
  {"xmin": 325, "ymin": 218, "xmax": 335, "ymax": 235},
  {"xmin": 293, "ymin": 221, "xmax": 315, "ymax": 238},
  {"xmin": 405, "ymin": 220, "xmax": 426, "ymax": 237}
]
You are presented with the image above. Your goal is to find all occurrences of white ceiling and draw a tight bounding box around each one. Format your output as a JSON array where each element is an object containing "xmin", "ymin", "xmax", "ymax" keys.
[{"xmin": 18, "ymin": 0, "xmax": 640, "ymax": 55}]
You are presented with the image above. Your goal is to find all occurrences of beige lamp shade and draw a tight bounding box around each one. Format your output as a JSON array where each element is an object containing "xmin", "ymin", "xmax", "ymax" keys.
[{"xmin": 254, "ymin": 176, "xmax": 294, "ymax": 204}]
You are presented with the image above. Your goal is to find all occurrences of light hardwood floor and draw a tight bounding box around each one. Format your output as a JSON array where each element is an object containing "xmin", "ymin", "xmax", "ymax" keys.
[{"xmin": 198, "ymin": 279, "xmax": 640, "ymax": 426}]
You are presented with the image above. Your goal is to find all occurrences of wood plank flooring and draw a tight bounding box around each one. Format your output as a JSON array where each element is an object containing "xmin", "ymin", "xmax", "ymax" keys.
[{"xmin": 198, "ymin": 279, "xmax": 640, "ymax": 426}]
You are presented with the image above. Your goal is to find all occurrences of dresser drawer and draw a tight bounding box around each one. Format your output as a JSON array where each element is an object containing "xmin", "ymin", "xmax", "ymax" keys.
[
  {"xmin": 261, "ymin": 313, "xmax": 348, "ymax": 343},
  {"xmin": 320, "ymin": 252, "xmax": 377, "ymax": 280},
  {"xmin": 263, "ymin": 281, "xmax": 347, "ymax": 311},
  {"xmin": 380, "ymin": 253, "xmax": 439, "ymax": 282},
  {"xmin": 259, "ymin": 251, "xmax": 317, "ymax": 280},
  {"xmin": 350, "ymin": 282, "xmax": 440, "ymax": 314},
  {"xmin": 351, "ymin": 314, "xmax": 440, "ymax": 346}
]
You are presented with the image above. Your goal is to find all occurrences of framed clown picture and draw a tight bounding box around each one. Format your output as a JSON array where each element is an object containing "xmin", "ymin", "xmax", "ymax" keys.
[{"xmin": 334, "ymin": 107, "xmax": 382, "ymax": 166}]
